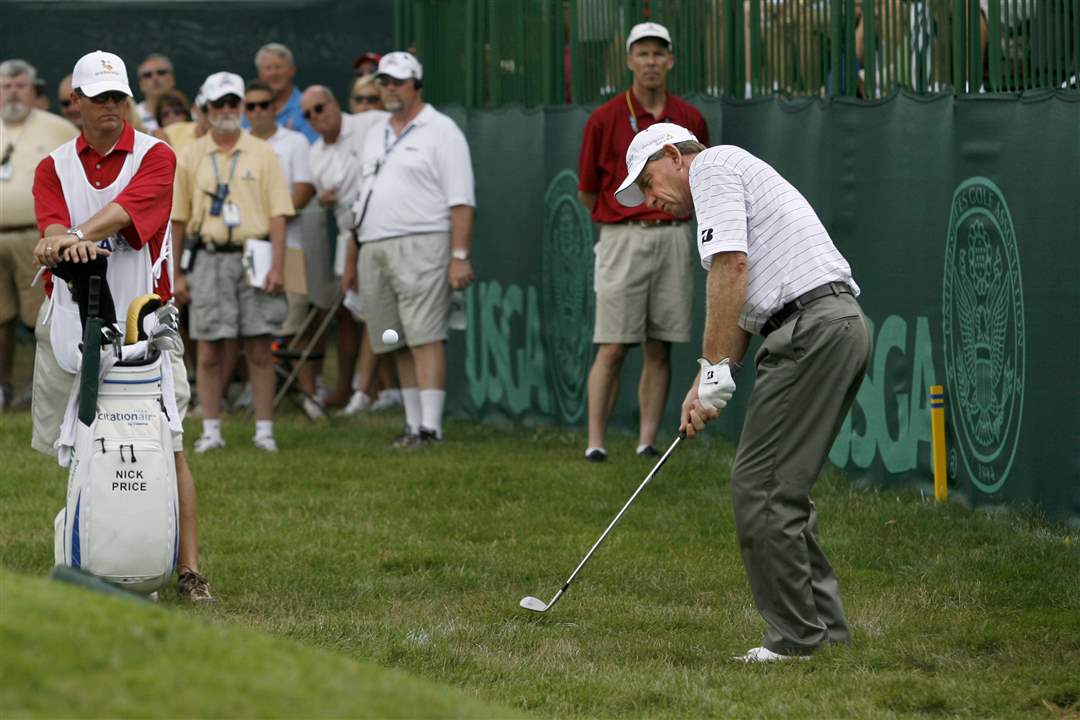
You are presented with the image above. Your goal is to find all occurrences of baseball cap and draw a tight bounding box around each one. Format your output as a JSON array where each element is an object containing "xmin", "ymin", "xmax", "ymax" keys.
[
  {"xmin": 72, "ymin": 51, "xmax": 132, "ymax": 98},
  {"xmin": 376, "ymin": 51, "xmax": 423, "ymax": 81},
  {"xmin": 625, "ymin": 22, "xmax": 673, "ymax": 53},
  {"xmin": 201, "ymin": 72, "xmax": 245, "ymax": 102},
  {"xmin": 614, "ymin": 122, "xmax": 699, "ymax": 207},
  {"xmin": 353, "ymin": 52, "xmax": 382, "ymax": 69}
]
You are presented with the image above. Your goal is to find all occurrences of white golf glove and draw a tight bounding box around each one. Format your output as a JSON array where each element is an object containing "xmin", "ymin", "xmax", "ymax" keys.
[{"xmin": 697, "ymin": 357, "xmax": 736, "ymax": 412}]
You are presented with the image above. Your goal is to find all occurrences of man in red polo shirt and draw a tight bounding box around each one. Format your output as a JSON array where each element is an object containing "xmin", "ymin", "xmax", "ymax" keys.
[
  {"xmin": 577, "ymin": 22, "xmax": 710, "ymax": 462},
  {"xmin": 31, "ymin": 50, "xmax": 212, "ymax": 602}
]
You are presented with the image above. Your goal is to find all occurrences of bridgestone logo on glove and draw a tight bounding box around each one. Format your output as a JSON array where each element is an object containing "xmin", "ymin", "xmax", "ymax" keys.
[{"xmin": 697, "ymin": 357, "xmax": 736, "ymax": 412}]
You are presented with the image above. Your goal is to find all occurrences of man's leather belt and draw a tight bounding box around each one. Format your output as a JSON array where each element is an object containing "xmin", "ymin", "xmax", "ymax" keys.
[
  {"xmin": 0, "ymin": 224, "xmax": 37, "ymax": 233},
  {"xmin": 618, "ymin": 219, "xmax": 685, "ymax": 228},
  {"xmin": 200, "ymin": 240, "xmax": 247, "ymax": 253},
  {"xmin": 761, "ymin": 282, "xmax": 852, "ymax": 338}
]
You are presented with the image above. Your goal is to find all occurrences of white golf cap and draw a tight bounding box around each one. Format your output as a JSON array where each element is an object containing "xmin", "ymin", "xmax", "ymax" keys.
[
  {"xmin": 376, "ymin": 51, "xmax": 423, "ymax": 81},
  {"xmin": 72, "ymin": 51, "xmax": 132, "ymax": 98},
  {"xmin": 614, "ymin": 122, "xmax": 699, "ymax": 207},
  {"xmin": 201, "ymin": 72, "xmax": 245, "ymax": 102},
  {"xmin": 625, "ymin": 22, "xmax": 673, "ymax": 53}
]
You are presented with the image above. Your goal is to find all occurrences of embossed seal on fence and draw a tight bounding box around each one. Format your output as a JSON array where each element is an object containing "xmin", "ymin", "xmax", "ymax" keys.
[
  {"xmin": 542, "ymin": 170, "xmax": 595, "ymax": 424},
  {"xmin": 942, "ymin": 177, "xmax": 1025, "ymax": 494}
]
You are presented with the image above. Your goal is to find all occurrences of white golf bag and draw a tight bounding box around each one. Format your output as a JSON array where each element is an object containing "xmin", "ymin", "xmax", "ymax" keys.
[{"xmin": 53, "ymin": 354, "xmax": 179, "ymax": 594}]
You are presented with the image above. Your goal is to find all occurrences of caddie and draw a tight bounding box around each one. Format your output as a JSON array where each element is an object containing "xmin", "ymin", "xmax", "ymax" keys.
[
  {"xmin": 614, "ymin": 122, "xmax": 871, "ymax": 662},
  {"xmin": 31, "ymin": 50, "xmax": 212, "ymax": 602}
]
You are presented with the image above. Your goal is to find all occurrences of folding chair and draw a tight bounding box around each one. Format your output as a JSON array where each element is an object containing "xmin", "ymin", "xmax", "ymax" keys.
[{"xmin": 270, "ymin": 289, "xmax": 344, "ymax": 421}]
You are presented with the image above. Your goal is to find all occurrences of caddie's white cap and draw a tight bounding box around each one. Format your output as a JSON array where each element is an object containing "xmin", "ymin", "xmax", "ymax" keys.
[
  {"xmin": 376, "ymin": 51, "xmax": 423, "ymax": 82},
  {"xmin": 614, "ymin": 122, "xmax": 699, "ymax": 207},
  {"xmin": 201, "ymin": 72, "xmax": 245, "ymax": 102},
  {"xmin": 72, "ymin": 51, "xmax": 132, "ymax": 98},
  {"xmin": 625, "ymin": 22, "xmax": 673, "ymax": 53}
]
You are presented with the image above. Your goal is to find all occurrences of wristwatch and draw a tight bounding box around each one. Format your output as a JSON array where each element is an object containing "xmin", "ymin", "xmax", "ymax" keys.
[
  {"xmin": 452, "ymin": 248, "xmax": 470, "ymax": 261},
  {"xmin": 66, "ymin": 226, "xmax": 86, "ymax": 243}
]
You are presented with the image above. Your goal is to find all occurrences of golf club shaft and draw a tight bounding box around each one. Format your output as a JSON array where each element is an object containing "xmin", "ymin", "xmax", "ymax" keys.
[{"xmin": 555, "ymin": 433, "xmax": 685, "ymax": 599}]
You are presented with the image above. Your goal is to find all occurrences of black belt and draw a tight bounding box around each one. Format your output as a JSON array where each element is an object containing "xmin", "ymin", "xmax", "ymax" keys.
[
  {"xmin": 617, "ymin": 219, "xmax": 686, "ymax": 228},
  {"xmin": 0, "ymin": 224, "xmax": 37, "ymax": 233},
  {"xmin": 761, "ymin": 282, "xmax": 852, "ymax": 338},
  {"xmin": 199, "ymin": 240, "xmax": 248, "ymax": 253}
]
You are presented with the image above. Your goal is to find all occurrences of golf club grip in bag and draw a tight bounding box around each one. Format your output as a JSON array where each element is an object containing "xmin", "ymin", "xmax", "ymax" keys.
[{"xmin": 54, "ymin": 276, "xmax": 179, "ymax": 594}]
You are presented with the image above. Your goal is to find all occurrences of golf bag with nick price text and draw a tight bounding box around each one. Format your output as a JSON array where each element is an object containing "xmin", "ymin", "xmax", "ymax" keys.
[{"xmin": 53, "ymin": 278, "xmax": 178, "ymax": 594}]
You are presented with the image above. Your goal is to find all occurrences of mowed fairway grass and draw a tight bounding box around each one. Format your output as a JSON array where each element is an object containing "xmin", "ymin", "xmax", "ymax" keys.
[{"xmin": 2, "ymin": 407, "xmax": 1078, "ymax": 719}]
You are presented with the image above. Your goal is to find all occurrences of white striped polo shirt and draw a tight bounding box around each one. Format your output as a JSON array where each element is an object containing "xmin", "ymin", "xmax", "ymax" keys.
[{"xmin": 689, "ymin": 145, "xmax": 859, "ymax": 335}]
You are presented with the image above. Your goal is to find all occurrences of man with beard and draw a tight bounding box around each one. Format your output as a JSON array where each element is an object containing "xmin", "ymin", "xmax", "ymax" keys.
[
  {"xmin": 0, "ymin": 58, "xmax": 77, "ymax": 410},
  {"xmin": 171, "ymin": 72, "xmax": 294, "ymax": 453}
]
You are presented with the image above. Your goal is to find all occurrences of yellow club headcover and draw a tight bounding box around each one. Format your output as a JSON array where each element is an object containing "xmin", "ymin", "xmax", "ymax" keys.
[{"xmin": 125, "ymin": 293, "xmax": 162, "ymax": 344}]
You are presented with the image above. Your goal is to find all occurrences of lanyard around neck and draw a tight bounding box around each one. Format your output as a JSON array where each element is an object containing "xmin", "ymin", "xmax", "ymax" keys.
[
  {"xmin": 210, "ymin": 150, "xmax": 240, "ymax": 186},
  {"xmin": 625, "ymin": 91, "xmax": 639, "ymax": 133}
]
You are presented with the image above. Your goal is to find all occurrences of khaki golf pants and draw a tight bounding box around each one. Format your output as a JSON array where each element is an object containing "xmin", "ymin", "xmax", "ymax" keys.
[{"xmin": 731, "ymin": 291, "xmax": 871, "ymax": 655}]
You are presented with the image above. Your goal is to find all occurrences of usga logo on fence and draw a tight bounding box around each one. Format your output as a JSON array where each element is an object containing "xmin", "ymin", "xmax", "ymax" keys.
[{"xmin": 942, "ymin": 177, "xmax": 1025, "ymax": 494}]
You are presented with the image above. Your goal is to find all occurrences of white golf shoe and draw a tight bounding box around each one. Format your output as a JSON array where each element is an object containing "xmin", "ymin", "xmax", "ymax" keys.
[
  {"xmin": 338, "ymin": 390, "xmax": 371, "ymax": 416},
  {"xmin": 370, "ymin": 388, "xmax": 403, "ymax": 411},
  {"xmin": 193, "ymin": 434, "xmax": 226, "ymax": 454},
  {"xmin": 732, "ymin": 647, "xmax": 811, "ymax": 663},
  {"xmin": 253, "ymin": 434, "xmax": 279, "ymax": 452}
]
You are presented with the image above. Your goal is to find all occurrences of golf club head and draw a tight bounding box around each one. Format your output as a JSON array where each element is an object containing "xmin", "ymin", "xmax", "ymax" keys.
[{"xmin": 519, "ymin": 596, "xmax": 549, "ymax": 613}]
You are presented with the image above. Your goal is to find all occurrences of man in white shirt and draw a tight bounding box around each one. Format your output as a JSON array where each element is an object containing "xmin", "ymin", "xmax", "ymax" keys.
[
  {"xmin": 134, "ymin": 54, "xmax": 176, "ymax": 133},
  {"xmin": 244, "ymin": 79, "xmax": 317, "ymax": 409},
  {"xmin": 615, "ymin": 123, "xmax": 871, "ymax": 663},
  {"xmin": 354, "ymin": 52, "xmax": 476, "ymax": 446},
  {"xmin": 301, "ymin": 85, "xmax": 394, "ymax": 412}
]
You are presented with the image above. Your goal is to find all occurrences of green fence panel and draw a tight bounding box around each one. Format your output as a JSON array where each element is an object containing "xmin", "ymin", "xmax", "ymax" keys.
[{"xmin": 437, "ymin": 91, "xmax": 1079, "ymax": 524}]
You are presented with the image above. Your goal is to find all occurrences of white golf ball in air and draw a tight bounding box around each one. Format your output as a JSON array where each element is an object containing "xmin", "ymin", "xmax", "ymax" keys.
[{"xmin": 382, "ymin": 328, "xmax": 399, "ymax": 344}]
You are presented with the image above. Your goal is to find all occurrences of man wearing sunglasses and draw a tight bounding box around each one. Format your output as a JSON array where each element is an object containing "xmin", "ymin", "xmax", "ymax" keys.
[
  {"xmin": 135, "ymin": 54, "xmax": 176, "ymax": 133},
  {"xmin": 301, "ymin": 84, "xmax": 390, "ymax": 413},
  {"xmin": 55, "ymin": 74, "xmax": 82, "ymax": 128},
  {"xmin": 30, "ymin": 50, "xmax": 212, "ymax": 602},
  {"xmin": 171, "ymin": 71, "xmax": 294, "ymax": 454},
  {"xmin": 354, "ymin": 52, "xmax": 476, "ymax": 446},
  {"xmin": 244, "ymin": 79, "xmax": 320, "ymax": 415},
  {"xmin": 0, "ymin": 58, "xmax": 78, "ymax": 412}
]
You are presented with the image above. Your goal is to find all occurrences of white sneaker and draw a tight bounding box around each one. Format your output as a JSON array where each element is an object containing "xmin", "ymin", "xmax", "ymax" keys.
[
  {"xmin": 338, "ymin": 390, "xmax": 371, "ymax": 416},
  {"xmin": 253, "ymin": 434, "xmax": 278, "ymax": 452},
  {"xmin": 301, "ymin": 396, "xmax": 326, "ymax": 421},
  {"xmin": 370, "ymin": 388, "xmax": 403, "ymax": 411},
  {"xmin": 194, "ymin": 434, "xmax": 226, "ymax": 454},
  {"xmin": 732, "ymin": 647, "xmax": 811, "ymax": 663}
]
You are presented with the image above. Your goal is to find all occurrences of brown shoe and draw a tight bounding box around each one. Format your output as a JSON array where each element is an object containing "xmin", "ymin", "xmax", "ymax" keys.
[{"xmin": 176, "ymin": 569, "xmax": 215, "ymax": 603}]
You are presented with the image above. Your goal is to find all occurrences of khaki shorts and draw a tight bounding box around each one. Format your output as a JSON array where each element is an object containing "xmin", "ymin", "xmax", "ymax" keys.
[
  {"xmin": 593, "ymin": 223, "xmax": 694, "ymax": 344},
  {"xmin": 358, "ymin": 233, "xmax": 450, "ymax": 354},
  {"xmin": 277, "ymin": 292, "xmax": 311, "ymax": 336},
  {"xmin": 0, "ymin": 228, "xmax": 45, "ymax": 327},
  {"xmin": 31, "ymin": 302, "xmax": 190, "ymax": 456},
  {"xmin": 187, "ymin": 252, "xmax": 287, "ymax": 341}
]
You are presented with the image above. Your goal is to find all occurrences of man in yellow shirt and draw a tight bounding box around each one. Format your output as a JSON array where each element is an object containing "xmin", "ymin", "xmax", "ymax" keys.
[
  {"xmin": 171, "ymin": 72, "xmax": 294, "ymax": 453},
  {"xmin": 0, "ymin": 58, "xmax": 78, "ymax": 410}
]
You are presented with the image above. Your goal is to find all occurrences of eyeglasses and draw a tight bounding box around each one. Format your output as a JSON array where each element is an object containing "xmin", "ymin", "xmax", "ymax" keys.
[
  {"xmin": 161, "ymin": 105, "xmax": 185, "ymax": 117},
  {"xmin": 245, "ymin": 100, "xmax": 272, "ymax": 111},
  {"xmin": 375, "ymin": 76, "xmax": 408, "ymax": 88},
  {"xmin": 139, "ymin": 68, "xmax": 172, "ymax": 80},
  {"xmin": 59, "ymin": 99, "xmax": 72, "ymax": 108},
  {"xmin": 302, "ymin": 103, "xmax": 325, "ymax": 120},
  {"xmin": 209, "ymin": 96, "xmax": 241, "ymax": 109},
  {"xmin": 84, "ymin": 90, "xmax": 129, "ymax": 105},
  {"xmin": 352, "ymin": 94, "xmax": 379, "ymax": 105}
]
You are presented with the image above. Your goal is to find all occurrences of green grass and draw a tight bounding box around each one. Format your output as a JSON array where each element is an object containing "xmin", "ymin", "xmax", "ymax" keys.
[
  {"xmin": 2, "ymin": 406, "xmax": 1078, "ymax": 719},
  {"xmin": 0, "ymin": 569, "xmax": 522, "ymax": 718}
]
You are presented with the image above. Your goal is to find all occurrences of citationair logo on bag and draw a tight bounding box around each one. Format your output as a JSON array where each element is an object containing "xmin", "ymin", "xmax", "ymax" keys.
[
  {"xmin": 942, "ymin": 177, "xmax": 1025, "ymax": 494},
  {"xmin": 98, "ymin": 410, "xmax": 154, "ymax": 426}
]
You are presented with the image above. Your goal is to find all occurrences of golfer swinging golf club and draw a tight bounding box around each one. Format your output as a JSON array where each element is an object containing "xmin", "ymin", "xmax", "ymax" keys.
[{"xmin": 614, "ymin": 123, "xmax": 871, "ymax": 663}]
